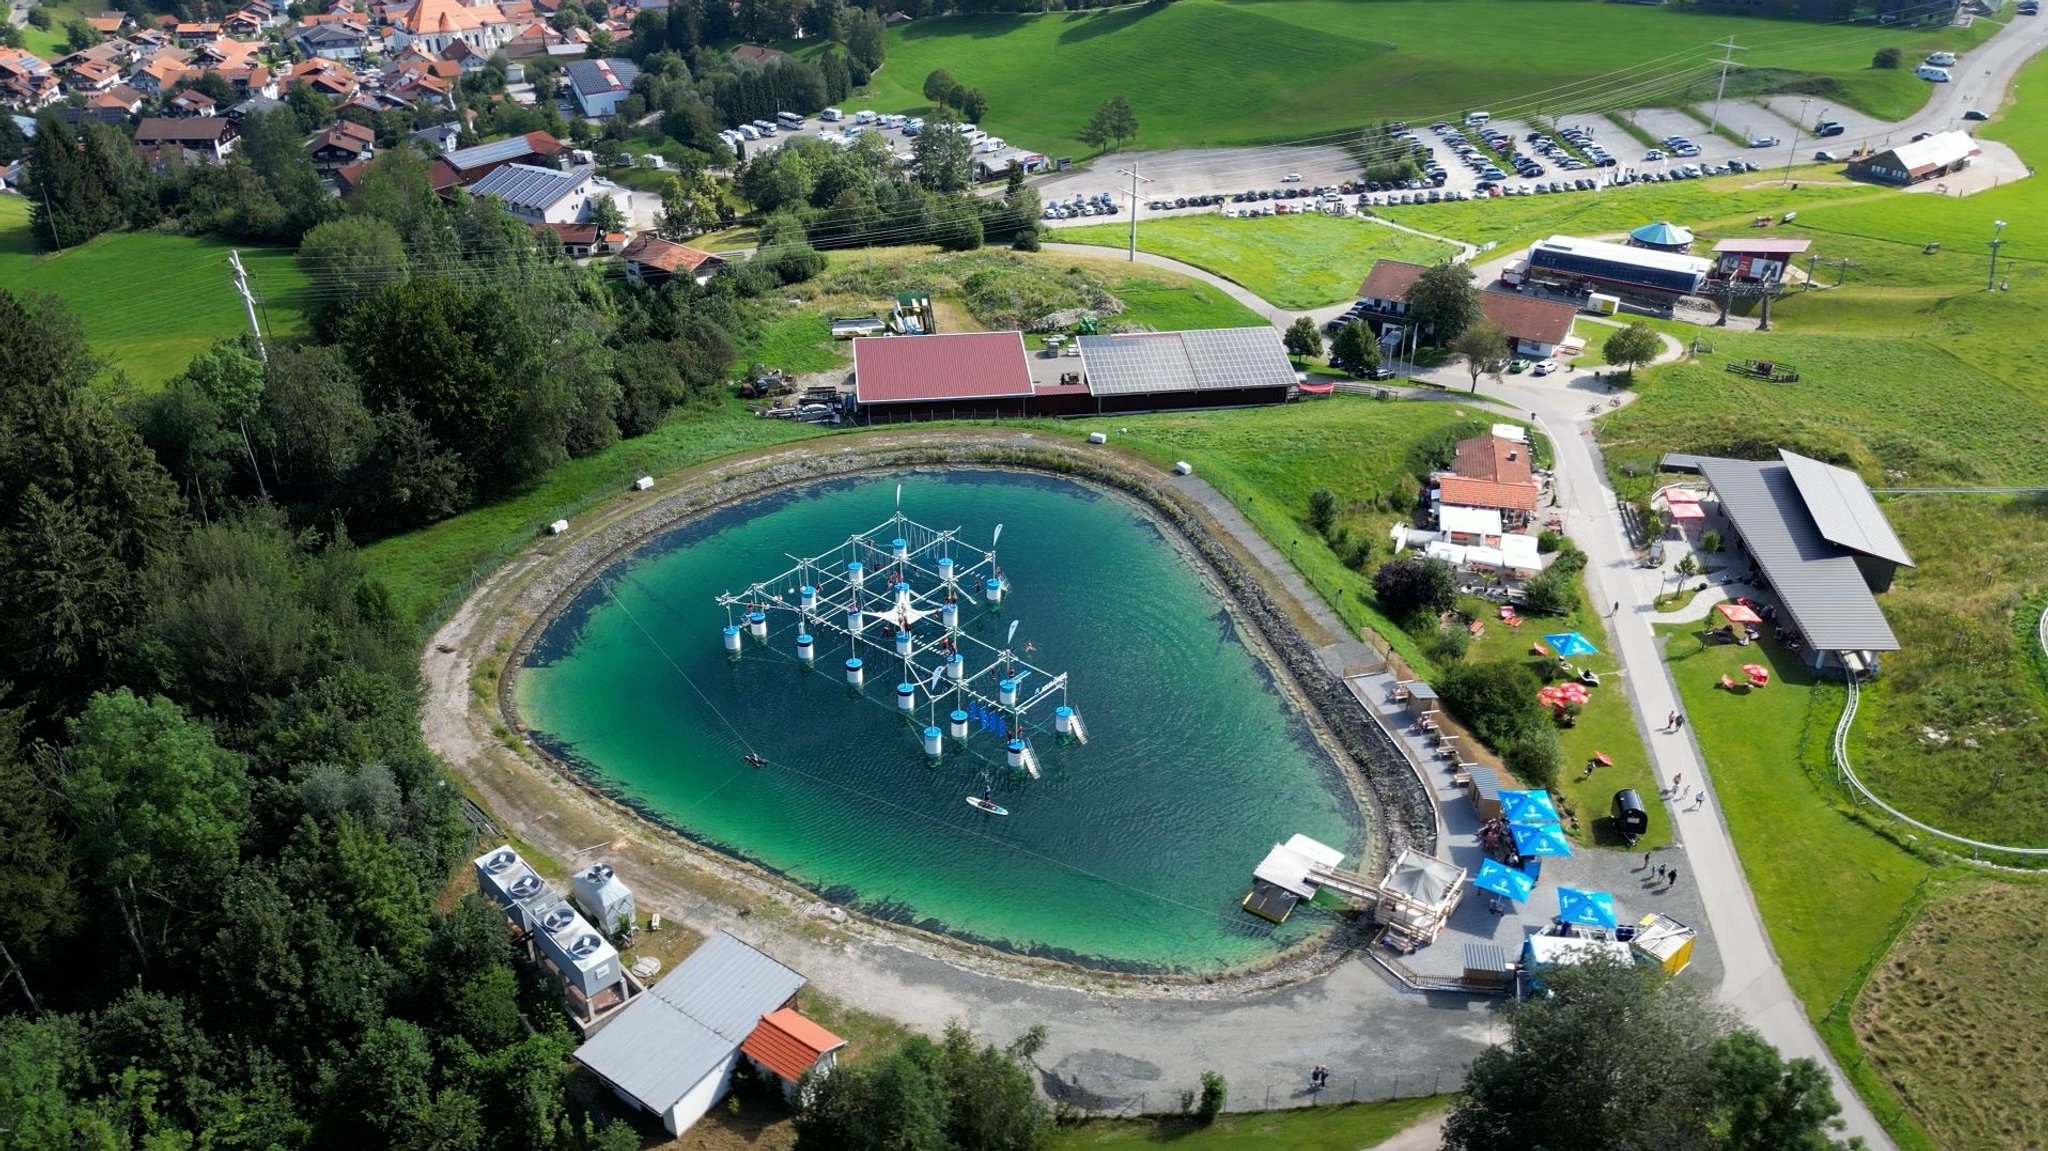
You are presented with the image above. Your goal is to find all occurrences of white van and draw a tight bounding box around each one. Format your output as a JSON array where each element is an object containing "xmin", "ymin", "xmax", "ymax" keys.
[
  {"xmin": 820, "ymin": 107, "xmax": 844, "ymax": 121},
  {"xmin": 1465, "ymin": 110, "xmax": 1491, "ymax": 125},
  {"xmin": 1926, "ymin": 50, "xmax": 1957, "ymax": 66},
  {"xmin": 1918, "ymin": 65, "xmax": 1952, "ymax": 82}
]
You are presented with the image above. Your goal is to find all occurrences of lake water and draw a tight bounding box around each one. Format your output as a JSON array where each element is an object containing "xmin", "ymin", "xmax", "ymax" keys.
[{"xmin": 515, "ymin": 470, "xmax": 1363, "ymax": 972}]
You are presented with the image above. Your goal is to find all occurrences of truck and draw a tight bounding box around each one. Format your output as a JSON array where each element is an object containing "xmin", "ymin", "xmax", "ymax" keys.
[{"xmin": 1586, "ymin": 292, "xmax": 1620, "ymax": 316}]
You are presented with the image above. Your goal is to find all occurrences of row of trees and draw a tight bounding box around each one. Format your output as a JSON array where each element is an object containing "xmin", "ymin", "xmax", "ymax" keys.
[
  {"xmin": 0, "ymin": 288, "xmax": 640, "ymax": 1150},
  {"xmin": 734, "ymin": 130, "xmax": 1040, "ymax": 251}
]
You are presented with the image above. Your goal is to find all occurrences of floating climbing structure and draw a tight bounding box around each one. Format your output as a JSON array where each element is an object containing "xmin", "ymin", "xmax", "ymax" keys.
[{"xmin": 714, "ymin": 508, "xmax": 1086, "ymax": 778}]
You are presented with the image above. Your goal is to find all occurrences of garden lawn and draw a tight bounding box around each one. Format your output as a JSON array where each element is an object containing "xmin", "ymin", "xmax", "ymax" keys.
[
  {"xmin": 0, "ymin": 199, "xmax": 311, "ymax": 387},
  {"xmin": 842, "ymin": 0, "xmax": 1983, "ymax": 156},
  {"xmin": 359, "ymin": 404, "xmax": 821, "ymax": 631},
  {"xmin": 1854, "ymin": 878, "xmax": 2048, "ymax": 1151},
  {"xmin": 1062, "ymin": 397, "xmax": 1502, "ymax": 677},
  {"xmin": 1053, "ymin": 1096, "xmax": 1448, "ymax": 1151},
  {"xmin": 1056, "ymin": 214, "xmax": 1455, "ymax": 310}
]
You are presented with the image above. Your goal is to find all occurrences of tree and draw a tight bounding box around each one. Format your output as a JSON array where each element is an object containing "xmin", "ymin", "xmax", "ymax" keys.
[
  {"xmin": 1407, "ymin": 261, "xmax": 1482, "ymax": 345},
  {"xmin": 253, "ymin": 344, "xmax": 376, "ymax": 506},
  {"xmin": 795, "ymin": 1022, "xmax": 1051, "ymax": 1151},
  {"xmin": 1284, "ymin": 315, "xmax": 1324, "ymax": 361},
  {"xmin": 26, "ymin": 112, "xmax": 136, "ymax": 249},
  {"xmin": 922, "ymin": 67, "xmax": 959, "ymax": 107},
  {"xmin": 1451, "ymin": 319, "xmax": 1510, "ymax": 392},
  {"xmin": 1196, "ymin": 1071, "xmax": 1226, "ymax": 1125},
  {"xmin": 1445, "ymin": 959, "xmax": 1855, "ymax": 1151},
  {"xmin": 298, "ymin": 215, "xmax": 410, "ymax": 340},
  {"xmin": 1873, "ymin": 45, "xmax": 1902, "ymax": 68},
  {"xmin": 1079, "ymin": 94, "xmax": 1138, "ymax": 152},
  {"xmin": 1307, "ymin": 487, "xmax": 1338, "ymax": 535},
  {"xmin": 958, "ymin": 87, "xmax": 989, "ymax": 124},
  {"xmin": 56, "ymin": 689, "xmax": 250, "ymax": 968},
  {"xmin": 912, "ymin": 116, "xmax": 974, "ymax": 192},
  {"xmin": 844, "ymin": 9, "xmax": 885, "ymax": 73},
  {"xmin": 1329, "ymin": 320, "xmax": 1381, "ymax": 377},
  {"xmin": 1437, "ymin": 659, "xmax": 1546, "ymax": 749},
  {"xmin": 1371, "ymin": 555, "xmax": 1457, "ymax": 619},
  {"xmin": 1603, "ymin": 320, "xmax": 1661, "ymax": 379},
  {"xmin": 587, "ymin": 192, "xmax": 626, "ymax": 233}
]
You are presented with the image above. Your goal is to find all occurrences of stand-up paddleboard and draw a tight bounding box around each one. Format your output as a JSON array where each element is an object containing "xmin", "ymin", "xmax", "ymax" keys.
[{"xmin": 965, "ymin": 796, "xmax": 1010, "ymax": 816}]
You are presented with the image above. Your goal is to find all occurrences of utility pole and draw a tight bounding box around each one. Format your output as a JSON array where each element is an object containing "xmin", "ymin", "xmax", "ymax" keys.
[
  {"xmin": 1114, "ymin": 163, "xmax": 1151, "ymax": 263},
  {"xmin": 1707, "ymin": 37, "xmax": 1747, "ymax": 138},
  {"xmin": 1783, "ymin": 99, "xmax": 1812, "ymax": 185},
  {"xmin": 229, "ymin": 249, "xmax": 267, "ymax": 363},
  {"xmin": 1987, "ymin": 219, "xmax": 2008, "ymax": 290}
]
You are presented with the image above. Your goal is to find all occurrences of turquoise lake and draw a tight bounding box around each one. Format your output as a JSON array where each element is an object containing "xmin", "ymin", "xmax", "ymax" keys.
[{"xmin": 515, "ymin": 470, "xmax": 1363, "ymax": 972}]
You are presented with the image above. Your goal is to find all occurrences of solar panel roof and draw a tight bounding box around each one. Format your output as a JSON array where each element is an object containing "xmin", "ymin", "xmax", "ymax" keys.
[{"xmin": 1078, "ymin": 327, "xmax": 1296, "ymax": 397}]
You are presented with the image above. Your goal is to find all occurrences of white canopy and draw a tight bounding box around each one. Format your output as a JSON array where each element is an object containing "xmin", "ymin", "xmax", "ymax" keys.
[
  {"xmin": 1500, "ymin": 534, "xmax": 1542, "ymax": 572},
  {"xmin": 1439, "ymin": 506, "xmax": 1503, "ymax": 537}
]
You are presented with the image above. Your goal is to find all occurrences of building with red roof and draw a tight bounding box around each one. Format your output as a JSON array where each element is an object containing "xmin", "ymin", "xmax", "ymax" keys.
[
  {"xmin": 853, "ymin": 332, "xmax": 1035, "ymax": 412},
  {"xmin": 739, "ymin": 1008, "xmax": 846, "ymax": 1095}
]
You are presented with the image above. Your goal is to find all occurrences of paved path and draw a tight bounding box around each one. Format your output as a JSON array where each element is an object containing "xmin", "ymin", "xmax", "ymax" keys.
[{"xmin": 1045, "ymin": 242, "xmax": 1293, "ymax": 327}]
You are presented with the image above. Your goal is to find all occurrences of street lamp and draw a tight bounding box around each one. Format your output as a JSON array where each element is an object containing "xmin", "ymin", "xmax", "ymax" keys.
[
  {"xmin": 1988, "ymin": 220, "xmax": 2008, "ymax": 290},
  {"xmin": 1783, "ymin": 98, "xmax": 1811, "ymax": 185}
]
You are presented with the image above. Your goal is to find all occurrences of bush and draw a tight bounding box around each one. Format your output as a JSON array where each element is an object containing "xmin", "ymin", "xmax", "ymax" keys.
[
  {"xmin": 1197, "ymin": 1071, "xmax": 1226, "ymax": 1125},
  {"xmin": 1344, "ymin": 534, "xmax": 1373, "ymax": 572},
  {"xmin": 1536, "ymin": 530, "xmax": 1563, "ymax": 554},
  {"xmin": 1702, "ymin": 529, "xmax": 1723, "ymax": 553},
  {"xmin": 1873, "ymin": 46, "xmax": 1902, "ymax": 69},
  {"xmin": 1424, "ymin": 622, "xmax": 1471, "ymax": 666},
  {"xmin": 1519, "ymin": 565, "xmax": 1576, "ymax": 616},
  {"xmin": 1503, "ymin": 725, "xmax": 1565, "ymax": 788},
  {"xmin": 1308, "ymin": 488, "xmax": 1337, "ymax": 535},
  {"xmin": 1373, "ymin": 555, "xmax": 1457, "ymax": 618},
  {"xmin": 1437, "ymin": 659, "xmax": 1546, "ymax": 749}
]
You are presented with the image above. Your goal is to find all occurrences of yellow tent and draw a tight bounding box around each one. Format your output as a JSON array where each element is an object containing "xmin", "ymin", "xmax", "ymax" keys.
[{"xmin": 1631, "ymin": 912, "xmax": 1697, "ymax": 977}]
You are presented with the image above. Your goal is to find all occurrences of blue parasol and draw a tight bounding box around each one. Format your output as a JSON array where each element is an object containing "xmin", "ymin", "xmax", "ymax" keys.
[
  {"xmin": 1510, "ymin": 821, "xmax": 1575, "ymax": 858},
  {"xmin": 1556, "ymin": 886, "xmax": 1619, "ymax": 929},
  {"xmin": 1499, "ymin": 789, "xmax": 1561, "ymax": 825},
  {"xmin": 1474, "ymin": 858, "xmax": 1534, "ymax": 902},
  {"xmin": 1542, "ymin": 631, "xmax": 1599, "ymax": 658}
]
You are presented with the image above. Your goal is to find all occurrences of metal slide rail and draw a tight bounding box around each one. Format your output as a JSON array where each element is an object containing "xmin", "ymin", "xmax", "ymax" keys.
[{"xmin": 1832, "ymin": 664, "xmax": 2048, "ymax": 857}]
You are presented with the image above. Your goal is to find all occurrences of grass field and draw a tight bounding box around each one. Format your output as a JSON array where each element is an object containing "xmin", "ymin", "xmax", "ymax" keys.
[
  {"xmin": 1053, "ymin": 1096, "xmax": 1447, "ymax": 1150},
  {"xmin": 1056, "ymin": 214, "xmax": 1456, "ymax": 310},
  {"xmin": 1854, "ymin": 879, "xmax": 2048, "ymax": 1151},
  {"xmin": 0, "ymin": 198, "xmax": 311, "ymax": 386},
  {"xmin": 843, "ymin": 0, "xmax": 1987, "ymax": 156}
]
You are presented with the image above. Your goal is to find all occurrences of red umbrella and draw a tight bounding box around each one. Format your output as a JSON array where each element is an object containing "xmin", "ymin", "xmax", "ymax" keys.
[
  {"xmin": 1718, "ymin": 603, "xmax": 1762, "ymax": 625},
  {"xmin": 1743, "ymin": 663, "xmax": 1770, "ymax": 685},
  {"xmin": 1557, "ymin": 682, "xmax": 1590, "ymax": 704}
]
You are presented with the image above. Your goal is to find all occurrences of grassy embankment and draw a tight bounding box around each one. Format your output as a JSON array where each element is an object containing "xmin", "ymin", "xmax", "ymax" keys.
[
  {"xmin": 1056, "ymin": 214, "xmax": 1456, "ymax": 310},
  {"xmin": 837, "ymin": 0, "xmax": 1988, "ymax": 156},
  {"xmin": 1054, "ymin": 1096, "xmax": 1448, "ymax": 1150},
  {"xmin": 0, "ymin": 196, "xmax": 312, "ymax": 386}
]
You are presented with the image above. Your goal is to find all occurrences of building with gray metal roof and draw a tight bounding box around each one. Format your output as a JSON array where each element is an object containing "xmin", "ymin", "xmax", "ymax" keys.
[
  {"xmin": 1077, "ymin": 327, "xmax": 1296, "ymax": 404},
  {"xmin": 1692, "ymin": 449, "xmax": 1912, "ymax": 669},
  {"xmin": 573, "ymin": 932, "xmax": 807, "ymax": 1136},
  {"xmin": 564, "ymin": 57, "xmax": 640, "ymax": 117},
  {"xmin": 467, "ymin": 162, "xmax": 626, "ymax": 225}
]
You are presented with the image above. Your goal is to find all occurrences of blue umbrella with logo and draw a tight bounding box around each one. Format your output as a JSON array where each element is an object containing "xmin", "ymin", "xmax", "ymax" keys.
[
  {"xmin": 1511, "ymin": 821, "xmax": 1575, "ymax": 858},
  {"xmin": 1556, "ymin": 886, "xmax": 1619, "ymax": 929},
  {"xmin": 1542, "ymin": 631, "xmax": 1599, "ymax": 658},
  {"xmin": 1474, "ymin": 858, "xmax": 1534, "ymax": 902},
  {"xmin": 1499, "ymin": 789, "xmax": 1561, "ymax": 825}
]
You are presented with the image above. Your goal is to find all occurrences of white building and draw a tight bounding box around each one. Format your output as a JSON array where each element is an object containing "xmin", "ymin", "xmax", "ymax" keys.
[
  {"xmin": 564, "ymin": 56, "xmax": 640, "ymax": 117},
  {"xmin": 466, "ymin": 162, "xmax": 628, "ymax": 224}
]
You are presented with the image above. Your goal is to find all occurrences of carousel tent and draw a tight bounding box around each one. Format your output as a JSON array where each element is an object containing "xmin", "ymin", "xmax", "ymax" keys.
[
  {"xmin": 1628, "ymin": 221, "xmax": 1695, "ymax": 251},
  {"xmin": 1375, "ymin": 848, "xmax": 1467, "ymax": 943}
]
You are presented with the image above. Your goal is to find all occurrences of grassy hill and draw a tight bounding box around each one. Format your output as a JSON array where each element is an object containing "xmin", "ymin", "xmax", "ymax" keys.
[
  {"xmin": 841, "ymin": 0, "xmax": 1993, "ymax": 156},
  {"xmin": 0, "ymin": 196, "xmax": 311, "ymax": 386}
]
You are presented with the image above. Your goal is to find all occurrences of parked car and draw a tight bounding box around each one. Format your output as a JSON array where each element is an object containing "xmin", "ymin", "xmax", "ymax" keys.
[
  {"xmin": 1964, "ymin": 108, "xmax": 1991, "ymax": 121},
  {"xmin": 1815, "ymin": 120, "xmax": 1846, "ymax": 137},
  {"xmin": 1814, "ymin": 149, "xmax": 1839, "ymax": 161},
  {"xmin": 1644, "ymin": 148, "xmax": 1665, "ymax": 161},
  {"xmin": 1507, "ymin": 358, "xmax": 1530, "ymax": 373},
  {"xmin": 1532, "ymin": 361, "xmax": 1558, "ymax": 377},
  {"xmin": 1281, "ymin": 172, "xmax": 1303, "ymax": 182},
  {"xmin": 1748, "ymin": 136, "xmax": 1780, "ymax": 148}
]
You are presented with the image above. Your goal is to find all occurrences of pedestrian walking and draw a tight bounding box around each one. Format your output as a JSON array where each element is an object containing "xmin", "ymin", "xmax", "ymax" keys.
[
  {"xmin": 1675, "ymin": 713, "xmax": 1687, "ymax": 730},
  {"xmin": 1642, "ymin": 851, "xmax": 1652, "ymax": 870},
  {"xmin": 1667, "ymin": 868, "xmax": 1681, "ymax": 889},
  {"xmin": 1672, "ymin": 772, "xmax": 1683, "ymax": 791},
  {"xmin": 1656, "ymin": 864, "xmax": 1667, "ymax": 880},
  {"xmin": 1695, "ymin": 789, "xmax": 1707, "ymax": 808},
  {"xmin": 1665, "ymin": 710, "xmax": 1677, "ymax": 730}
]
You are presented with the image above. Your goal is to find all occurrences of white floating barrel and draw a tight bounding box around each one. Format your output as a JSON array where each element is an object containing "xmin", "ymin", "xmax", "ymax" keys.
[
  {"xmin": 1006, "ymin": 740, "xmax": 1027, "ymax": 770},
  {"xmin": 844, "ymin": 658, "xmax": 864, "ymax": 687},
  {"xmin": 796, "ymin": 633, "xmax": 814, "ymax": 663},
  {"xmin": 923, "ymin": 726, "xmax": 943, "ymax": 757},
  {"xmin": 999, "ymin": 678, "xmax": 1018, "ymax": 707},
  {"xmin": 946, "ymin": 652, "xmax": 964, "ymax": 681},
  {"xmin": 894, "ymin": 628, "xmax": 912, "ymax": 656},
  {"xmin": 634, "ymin": 475, "xmax": 654, "ymax": 490},
  {"xmin": 949, "ymin": 709, "xmax": 969, "ymax": 739},
  {"xmin": 799, "ymin": 585, "xmax": 817, "ymax": 612},
  {"xmin": 846, "ymin": 607, "xmax": 864, "ymax": 635},
  {"xmin": 985, "ymin": 578, "xmax": 1004, "ymax": 604},
  {"xmin": 722, "ymin": 625, "xmax": 742, "ymax": 654},
  {"xmin": 1055, "ymin": 705, "xmax": 1074, "ymax": 734},
  {"xmin": 892, "ymin": 538, "xmax": 908, "ymax": 563},
  {"xmin": 847, "ymin": 560, "xmax": 865, "ymax": 588},
  {"xmin": 747, "ymin": 610, "xmax": 767, "ymax": 639},
  {"xmin": 941, "ymin": 600, "xmax": 958, "ymax": 629},
  {"xmin": 937, "ymin": 557, "xmax": 955, "ymax": 585},
  {"xmin": 897, "ymin": 682, "xmax": 916, "ymax": 712}
]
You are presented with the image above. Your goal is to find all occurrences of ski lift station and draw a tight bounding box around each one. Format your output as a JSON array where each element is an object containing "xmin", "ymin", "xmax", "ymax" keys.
[{"xmin": 716, "ymin": 503, "xmax": 1087, "ymax": 784}]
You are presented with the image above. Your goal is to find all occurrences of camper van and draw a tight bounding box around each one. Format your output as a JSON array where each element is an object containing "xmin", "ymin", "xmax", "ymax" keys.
[
  {"xmin": 1917, "ymin": 64, "xmax": 1953, "ymax": 82},
  {"xmin": 1926, "ymin": 50, "xmax": 1957, "ymax": 66},
  {"xmin": 776, "ymin": 111, "xmax": 804, "ymax": 130}
]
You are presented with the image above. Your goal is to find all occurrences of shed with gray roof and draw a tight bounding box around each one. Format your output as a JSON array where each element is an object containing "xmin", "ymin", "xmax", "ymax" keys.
[
  {"xmin": 572, "ymin": 932, "xmax": 806, "ymax": 1136},
  {"xmin": 1692, "ymin": 449, "xmax": 1912, "ymax": 671}
]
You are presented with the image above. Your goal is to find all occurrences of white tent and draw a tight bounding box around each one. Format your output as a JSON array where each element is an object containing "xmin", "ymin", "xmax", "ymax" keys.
[
  {"xmin": 1440, "ymin": 506, "xmax": 1503, "ymax": 537},
  {"xmin": 1500, "ymin": 534, "xmax": 1542, "ymax": 572}
]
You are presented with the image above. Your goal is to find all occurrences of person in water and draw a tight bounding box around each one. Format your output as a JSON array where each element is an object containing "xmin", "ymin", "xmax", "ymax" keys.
[{"xmin": 745, "ymin": 753, "xmax": 766, "ymax": 767}]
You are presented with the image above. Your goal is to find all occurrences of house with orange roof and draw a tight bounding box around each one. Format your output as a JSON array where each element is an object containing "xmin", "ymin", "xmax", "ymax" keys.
[
  {"xmin": 87, "ymin": 83, "xmax": 146, "ymax": 123},
  {"xmin": 133, "ymin": 53, "xmax": 196, "ymax": 95},
  {"xmin": 166, "ymin": 88, "xmax": 217, "ymax": 116},
  {"xmin": 621, "ymin": 233, "xmax": 725, "ymax": 285},
  {"xmin": 739, "ymin": 1009, "xmax": 847, "ymax": 1101},
  {"xmin": 86, "ymin": 12, "xmax": 131, "ymax": 34},
  {"xmin": 174, "ymin": 21, "xmax": 223, "ymax": 45},
  {"xmin": 307, "ymin": 117, "xmax": 375, "ymax": 169},
  {"xmin": 62, "ymin": 56, "xmax": 122, "ymax": 92},
  {"xmin": 387, "ymin": 0, "xmax": 519, "ymax": 54}
]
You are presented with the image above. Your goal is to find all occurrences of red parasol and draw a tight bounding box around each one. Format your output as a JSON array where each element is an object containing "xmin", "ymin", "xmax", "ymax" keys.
[
  {"xmin": 1742, "ymin": 663, "xmax": 1770, "ymax": 685},
  {"xmin": 1665, "ymin": 487, "xmax": 1701, "ymax": 504},
  {"xmin": 1718, "ymin": 603, "xmax": 1762, "ymax": 625},
  {"xmin": 1557, "ymin": 682, "xmax": 1590, "ymax": 704}
]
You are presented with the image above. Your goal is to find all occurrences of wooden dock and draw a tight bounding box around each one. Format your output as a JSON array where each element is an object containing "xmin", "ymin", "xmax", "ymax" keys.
[{"xmin": 1306, "ymin": 863, "xmax": 1379, "ymax": 902}]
